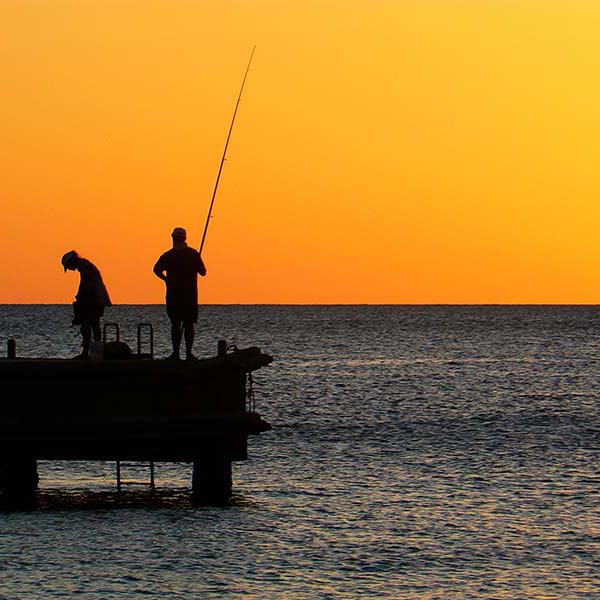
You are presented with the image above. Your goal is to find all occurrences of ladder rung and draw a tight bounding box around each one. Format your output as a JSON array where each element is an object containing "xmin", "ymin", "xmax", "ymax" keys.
[
  {"xmin": 116, "ymin": 460, "xmax": 155, "ymax": 491},
  {"xmin": 119, "ymin": 481, "xmax": 154, "ymax": 486}
]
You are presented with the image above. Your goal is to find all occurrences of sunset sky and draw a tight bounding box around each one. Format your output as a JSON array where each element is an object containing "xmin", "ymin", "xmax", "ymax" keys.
[{"xmin": 2, "ymin": 1, "xmax": 600, "ymax": 303}]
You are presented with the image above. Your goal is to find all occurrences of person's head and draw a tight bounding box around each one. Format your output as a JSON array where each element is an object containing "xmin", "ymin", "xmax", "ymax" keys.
[
  {"xmin": 171, "ymin": 227, "xmax": 187, "ymax": 245},
  {"xmin": 61, "ymin": 250, "xmax": 79, "ymax": 272}
]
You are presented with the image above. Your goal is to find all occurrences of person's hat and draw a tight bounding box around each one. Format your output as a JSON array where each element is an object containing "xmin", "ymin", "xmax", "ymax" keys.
[
  {"xmin": 171, "ymin": 227, "xmax": 187, "ymax": 239},
  {"xmin": 61, "ymin": 250, "xmax": 78, "ymax": 272}
]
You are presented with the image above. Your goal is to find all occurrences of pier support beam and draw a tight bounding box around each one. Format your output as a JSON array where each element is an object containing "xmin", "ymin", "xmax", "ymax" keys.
[
  {"xmin": 192, "ymin": 458, "xmax": 232, "ymax": 505},
  {"xmin": 0, "ymin": 457, "xmax": 39, "ymax": 496}
]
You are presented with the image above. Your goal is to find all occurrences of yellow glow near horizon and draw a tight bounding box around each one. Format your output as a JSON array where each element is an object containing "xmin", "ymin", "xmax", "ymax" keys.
[{"xmin": 2, "ymin": 1, "xmax": 600, "ymax": 303}]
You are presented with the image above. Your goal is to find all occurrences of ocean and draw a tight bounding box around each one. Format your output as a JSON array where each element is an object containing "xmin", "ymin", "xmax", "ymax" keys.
[{"xmin": 0, "ymin": 305, "xmax": 598, "ymax": 599}]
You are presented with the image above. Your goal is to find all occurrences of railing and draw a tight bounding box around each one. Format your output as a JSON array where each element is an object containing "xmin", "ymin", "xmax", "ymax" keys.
[
  {"xmin": 136, "ymin": 323, "xmax": 154, "ymax": 360},
  {"xmin": 102, "ymin": 322, "xmax": 154, "ymax": 360}
]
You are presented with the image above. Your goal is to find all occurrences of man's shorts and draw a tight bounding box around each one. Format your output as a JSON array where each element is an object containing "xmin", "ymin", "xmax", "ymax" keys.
[{"xmin": 166, "ymin": 297, "xmax": 198, "ymax": 324}]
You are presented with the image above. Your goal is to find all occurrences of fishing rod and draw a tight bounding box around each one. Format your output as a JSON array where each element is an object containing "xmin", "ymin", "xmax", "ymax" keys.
[{"xmin": 199, "ymin": 46, "xmax": 256, "ymax": 255}]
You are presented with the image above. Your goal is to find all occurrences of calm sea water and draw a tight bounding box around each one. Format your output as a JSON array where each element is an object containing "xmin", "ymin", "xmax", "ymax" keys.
[{"xmin": 0, "ymin": 305, "xmax": 599, "ymax": 599}]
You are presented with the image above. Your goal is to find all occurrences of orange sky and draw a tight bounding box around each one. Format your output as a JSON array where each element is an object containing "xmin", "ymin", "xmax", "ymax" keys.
[{"xmin": 2, "ymin": 0, "xmax": 600, "ymax": 303}]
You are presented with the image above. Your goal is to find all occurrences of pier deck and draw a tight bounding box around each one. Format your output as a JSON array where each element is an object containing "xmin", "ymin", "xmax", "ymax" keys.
[{"xmin": 0, "ymin": 347, "xmax": 273, "ymax": 503}]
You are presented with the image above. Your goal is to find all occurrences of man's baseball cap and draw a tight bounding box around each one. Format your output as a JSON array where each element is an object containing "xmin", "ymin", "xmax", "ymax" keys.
[{"xmin": 171, "ymin": 227, "xmax": 187, "ymax": 239}]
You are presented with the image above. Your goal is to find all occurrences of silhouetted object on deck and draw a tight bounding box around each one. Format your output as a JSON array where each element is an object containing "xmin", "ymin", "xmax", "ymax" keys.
[
  {"xmin": 103, "ymin": 340, "xmax": 133, "ymax": 360},
  {"xmin": 153, "ymin": 228, "xmax": 206, "ymax": 361},
  {"xmin": 62, "ymin": 250, "xmax": 112, "ymax": 359}
]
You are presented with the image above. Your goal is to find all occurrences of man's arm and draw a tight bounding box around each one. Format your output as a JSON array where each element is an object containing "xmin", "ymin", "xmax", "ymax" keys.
[
  {"xmin": 197, "ymin": 255, "xmax": 207, "ymax": 277},
  {"xmin": 153, "ymin": 258, "xmax": 167, "ymax": 282}
]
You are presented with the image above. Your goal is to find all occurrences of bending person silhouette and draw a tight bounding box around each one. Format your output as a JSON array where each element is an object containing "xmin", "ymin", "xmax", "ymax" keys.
[
  {"xmin": 153, "ymin": 227, "xmax": 207, "ymax": 360},
  {"xmin": 62, "ymin": 250, "xmax": 112, "ymax": 359}
]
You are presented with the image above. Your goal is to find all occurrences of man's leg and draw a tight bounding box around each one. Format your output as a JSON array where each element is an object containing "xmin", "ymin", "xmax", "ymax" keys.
[
  {"xmin": 80, "ymin": 323, "xmax": 92, "ymax": 358},
  {"xmin": 183, "ymin": 321, "xmax": 195, "ymax": 360},
  {"xmin": 170, "ymin": 320, "xmax": 182, "ymax": 358},
  {"xmin": 92, "ymin": 319, "xmax": 101, "ymax": 342}
]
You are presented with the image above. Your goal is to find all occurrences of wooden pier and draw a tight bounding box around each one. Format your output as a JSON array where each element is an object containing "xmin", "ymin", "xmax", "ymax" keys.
[{"xmin": 0, "ymin": 345, "xmax": 272, "ymax": 504}]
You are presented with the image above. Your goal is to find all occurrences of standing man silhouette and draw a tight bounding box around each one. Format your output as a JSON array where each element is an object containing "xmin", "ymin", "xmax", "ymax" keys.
[
  {"xmin": 62, "ymin": 250, "xmax": 112, "ymax": 359},
  {"xmin": 153, "ymin": 227, "xmax": 207, "ymax": 360}
]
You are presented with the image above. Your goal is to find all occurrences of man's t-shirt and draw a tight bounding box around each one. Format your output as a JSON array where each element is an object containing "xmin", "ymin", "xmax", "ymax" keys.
[
  {"xmin": 154, "ymin": 246, "xmax": 206, "ymax": 305},
  {"xmin": 76, "ymin": 258, "xmax": 112, "ymax": 308}
]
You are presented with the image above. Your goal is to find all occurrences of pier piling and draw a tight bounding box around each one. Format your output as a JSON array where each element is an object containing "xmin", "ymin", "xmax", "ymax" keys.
[
  {"xmin": 192, "ymin": 458, "xmax": 233, "ymax": 505},
  {"xmin": 0, "ymin": 457, "xmax": 39, "ymax": 496}
]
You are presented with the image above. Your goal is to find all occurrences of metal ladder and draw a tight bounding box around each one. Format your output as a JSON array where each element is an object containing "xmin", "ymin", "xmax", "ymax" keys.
[
  {"xmin": 116, "ymin": 460, "xmax": 156, "ymax": 492},
  {"xmin": 104, "ymin": 321, "xmax": 154, "ymax": 490},
  {"xmin": 103, "ymin": 322, "xmax": 120, "ymax": 343},
  {"xmin": 136, "ymin": 323, "xmax": 154, "ymax": 359},
  {"xmin": 102, "ymin": 322, "xmax": 154, "ymax": 359}
]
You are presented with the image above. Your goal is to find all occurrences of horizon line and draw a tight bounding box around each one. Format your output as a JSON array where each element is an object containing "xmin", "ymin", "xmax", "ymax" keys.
[{"xmin": 1, "ymin": 302, "xmax": 600, "ymax": 307}]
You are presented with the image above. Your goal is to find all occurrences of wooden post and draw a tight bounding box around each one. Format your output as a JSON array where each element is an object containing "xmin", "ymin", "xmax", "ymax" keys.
[
  {"xmin": 218, "ymin": 340, "xmax": 227, "ymax": 356},
  {"xmin": 7, "ymin": 339, "xmax": 16, "ymax": 359},
  {"xmin": 192, "ymin": 458, "xmax": 232, "ymax": 505}
]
